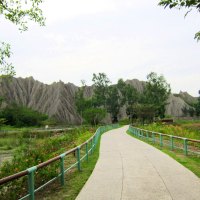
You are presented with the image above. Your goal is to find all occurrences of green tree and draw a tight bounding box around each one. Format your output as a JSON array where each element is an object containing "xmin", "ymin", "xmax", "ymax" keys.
[
  {"xmin": 188, "ymin": 107, "xmax": 195, "ymax": 117},
  {"xmin": 182, "ymin": 106, "xmax": 189, "ymax": 117},
  {"xmin": 117, "ymin": 79, "xmax": 139, "ymax": 123},
  {"xmin": 106, "ymin": 85, "xmax": 121, "ymax": 123},
  {"xmin": 134, "ymin": 103, "xmax": 156, "ymax": 125},
  {"xmin": 0, "ymin": 0, "xmax": 45, "ymax": 76},
  {"xmin": 0, "ymin": 42, "xmax": 15, "ymax": 77},
  {"xmin": 158, "ymin": 0, "xmax": 200, "ymax": 41},
  {"xmin": 83, "ymin": 107, "xmax": 106, "ymax": 126},
  {"xmin": 92, "ymin": 73, "xmax": 111, "ymax": 107},
  {"xmin": 75, "ymin": 80, "xmax": 98, "ymax": 125},
  {"xmin": 75, "ymin": 81, "xmax": 86, "ymax": 124},
  {"xmin": 143, "ymin": 72, "xmax": 171, "ymax": 119},
  {"xmin": 194, "ymin": 90, "xmax": 200, "ymax": 116}
]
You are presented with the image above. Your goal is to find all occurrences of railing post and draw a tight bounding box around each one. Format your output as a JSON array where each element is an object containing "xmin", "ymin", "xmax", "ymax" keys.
[
  {"xmin": 131, "ymin": 128, "xmax": 136, "ymax": 136},
  {"xmin": 130, "ymin": 127, "xmax": 133, "ymax": 135},
  {"xmin": 152, "ymin": 132, "xmax": 155, "ymax": 143},
  {"xmin": 93, "ymin": 136, "xmax": 96, "ymax": 149},
  {"xmin": 86, "ymin": 142, "xmax": 89, "ymax": 162},
  {"xmin": 77, "ymin": 146, "xmax": 81, "ymax": 171},
  {"xmin": 27, "ymin": 166, "xmax": 37, "ymax": 200},
  {"xmin": 60, "ymin": 153, "xmax": 66, "ymax": 186},
  {"xmin": 183, "ymin": 138, "xmax": 188, "ymax": 156},
  {"xmin": 170, "ymin": 135, "xmax": 174, "ymax": 150},
  {"xmin": 90, "ymin": 139, "xmax": 93, "ymax": 154},
  {"xmin": 134, "ymin": 128, "xmax": 136, "ymax": 136},
  {"xmin": 146, "ymin": 131, "xmax": 149, "ymax": 140},
  {"xmin": 159, "ymin": 133, "xmax": 163, "ymax": 147}
]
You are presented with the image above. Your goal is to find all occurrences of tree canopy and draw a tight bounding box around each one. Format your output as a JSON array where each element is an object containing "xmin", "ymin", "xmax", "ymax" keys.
[
  {"xmin": 143, "ymin": 72, "xmax": 171, "ymax": 118},
  {"xmin": 0, "ymin": 0, "xmax": 45, "ymax": 76},
  {"xmin": 92, "ymin": 73, "xmax": 111, "ymax": 107},
  {"xmin": 159, "ymin": 0, "xmax": 200, "ymax": 41},
  {"xmin": 75, "ymin": 72, "xmax": 171, "ymax": 125}
]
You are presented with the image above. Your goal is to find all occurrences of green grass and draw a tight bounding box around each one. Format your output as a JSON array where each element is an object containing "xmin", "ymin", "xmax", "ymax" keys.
[
  {"xmin": 138, "ymin": 123, "xmax": 200, "ymax": 140},
  {"xmin": 175, "ymin": 119, "xmax": 200, "ymax": 125},
  {"xmin": 36, "ymin": 131, "xmax": 102, "ymax": 200},
  {"xmin": 127, "ymin": 131, "xmax": 200, "ymax": 178},
  {"xmin": 0, "ymin": 127, "xmax": 97, "ymax": 199}
]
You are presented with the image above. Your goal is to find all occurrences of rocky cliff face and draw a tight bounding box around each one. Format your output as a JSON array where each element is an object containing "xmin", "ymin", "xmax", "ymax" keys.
[
  {"xmin": 0, "ymin": 77, "xmax": 196, "ymax": 124},
  {"xmin": 174, "ymin": 91, "xmax": 198, "ymax": 106},
  {"xmin": 0, "ymin": 77, "xmax": 81, "ymax": 124}
]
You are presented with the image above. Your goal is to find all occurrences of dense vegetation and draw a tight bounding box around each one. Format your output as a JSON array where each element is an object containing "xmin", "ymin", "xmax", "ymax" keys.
[
  {"xmin": 0, "ymin": 127, "xmax": 95, "ymax": 199},
  {"xmin": 75, "ymin": 72, "xmax": 171, "ymax": 125},
  {"xmin": 138, "ymin": 120, "xmax": 200, "ymax": 140},
  {"xmin": 182, "ymin": 91, "xmax": 200, "ymax": 117},
  {"xmin": 0, "ymin": 104, "xmax": 48, "ymax": 127}
]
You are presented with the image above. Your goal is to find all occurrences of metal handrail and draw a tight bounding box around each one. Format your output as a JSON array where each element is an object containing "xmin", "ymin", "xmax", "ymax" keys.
[
  {"xmin": 128, "ymin": 125, "xmax": 200, "ymax": 156},
  {"xmin": 0, "ymin": 124, "xmax": 120, "ymax": 200}
]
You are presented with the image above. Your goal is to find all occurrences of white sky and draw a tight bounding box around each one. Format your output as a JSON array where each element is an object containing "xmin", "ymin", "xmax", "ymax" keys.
[{"xmin": 1, "ymin": 0, "xmax": 200, "ymax": 96}]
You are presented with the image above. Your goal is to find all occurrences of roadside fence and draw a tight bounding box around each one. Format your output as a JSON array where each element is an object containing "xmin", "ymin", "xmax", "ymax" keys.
[
  {"xmin": 128, "ymin": 126, "xmax": 200, "ymax": 156},
  {"xmin": 0, "ymin": 124, "xmax": 119, "ymax": 200}
]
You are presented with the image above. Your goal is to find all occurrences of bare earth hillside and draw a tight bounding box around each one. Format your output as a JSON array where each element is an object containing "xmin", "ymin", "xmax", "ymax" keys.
[{"xmin": 0, "ymin": 77, "xmax": 196, "ymax": 124}]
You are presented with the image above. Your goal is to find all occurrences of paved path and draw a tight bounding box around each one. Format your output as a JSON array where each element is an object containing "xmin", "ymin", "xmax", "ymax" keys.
[{"xmin": 76, "ymin": 126, "xmax": 200, "ymax": 200}]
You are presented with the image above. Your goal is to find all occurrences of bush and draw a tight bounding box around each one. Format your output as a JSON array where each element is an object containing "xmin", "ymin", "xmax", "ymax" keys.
[
  {"xmin": 0, "ymin": 105, "xmax": 48, "ymax": 127},
  {"xmin": 83, "ymin": 108, "xmax": 106, "ymax": 125},
  {"xmin": 119, "ymin": 118, "xmax": 130, "ymax": 125},
  {"xmin": 0, "ymin": 127, "xmax": 94, "ymax": 199}
]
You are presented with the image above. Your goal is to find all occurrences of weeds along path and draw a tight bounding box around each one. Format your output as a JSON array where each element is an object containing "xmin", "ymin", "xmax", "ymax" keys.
[{"xmin": 76, "ymin": 126, "xmax": 200, "ymax": 200}]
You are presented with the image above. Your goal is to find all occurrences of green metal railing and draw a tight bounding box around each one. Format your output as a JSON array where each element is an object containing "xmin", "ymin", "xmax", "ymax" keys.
[
  {"xmin": 0, "ymin": 124, "xmax": 119, "ymax": 200},
  {"xmin": 128, "ymin": 126, "xmax": 200, "ymax": 156}
]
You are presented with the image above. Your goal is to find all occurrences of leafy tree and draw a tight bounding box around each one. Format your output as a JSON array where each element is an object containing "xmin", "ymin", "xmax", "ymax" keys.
[
  {"xmin": 0, "ymin": 42, "xmax": 15, "ymax": 77},
  {"xmin": 0, "ymin": 104, "xmax": 48, "ymax": 127},
  {"xmin": 92, "ymin": 73, "xmax": 111, "ymax": 107},
  {"xmin": 75, "ymin": 83, "xmax": 86, "ymax": 124},
  {"xmin": 0, "ymin": 0, "xmax": 45, "ymax": 76},
  {"xmin": 134, "ymin": 103, "xmax": 156, "ymax": 125},
  {"xmin": 106, "ymin": 85, "xmax": 121, "ymax": 123},
  {"xmin": 116, "ymin": 79, "xmax": 127, "ymax": 106},
  {"xmin": 158, "ymin": 0, "xmax": 200, "ymax": 41},
  {"xmin": 143, "ymin": 72, "xmax": 171, "ymax": 119},
  {"xmin": 194, "ymin": 90, "xmax": 200, "ymax": 116},
  {"xmin": 117, "ymin": 79, "xmax": 139, "ymax": 123},
  {"xmin": 83, "ymin": 107, "xmax": 106, "ymax": 126},
  {"xmin": 182, "ymin": 106, "xmax": 189, "ymax": 117},
  {"xmin": 188, "ymin": 107, "xmax": 195, "ymax": 117},
  {"xmin": 75, "ymin": 80, "xmax": 98, "ymax": 125}
]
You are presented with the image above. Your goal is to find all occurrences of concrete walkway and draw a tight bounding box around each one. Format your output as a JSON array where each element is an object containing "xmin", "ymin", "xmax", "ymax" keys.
[{"xmin": 76, "ymin": 126, "xmax": 200, "ymax": 200}]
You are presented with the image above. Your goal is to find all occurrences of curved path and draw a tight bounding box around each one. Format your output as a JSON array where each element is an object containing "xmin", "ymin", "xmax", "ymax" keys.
[{"xmin": 76, "ymin": 126, "xmax": 200, "ymax": 200}]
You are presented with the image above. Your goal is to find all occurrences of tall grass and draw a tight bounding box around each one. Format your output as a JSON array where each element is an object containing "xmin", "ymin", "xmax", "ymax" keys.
[
  {"xmin": 138, "ymin": 123, "xmax": 200, "ymax": 140},
  {"xmin": 0, "ymin": 127, "xmax": 95, "ymax": 199}
]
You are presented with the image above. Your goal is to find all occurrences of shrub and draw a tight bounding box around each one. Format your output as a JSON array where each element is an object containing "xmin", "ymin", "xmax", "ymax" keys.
[
  {"xmin": 0, "ymin": 105, "xmax": 48, "ymax": 127},
  {"xmin": 0, "ymin": 127, "xmax": 94, "ymax": 199}
]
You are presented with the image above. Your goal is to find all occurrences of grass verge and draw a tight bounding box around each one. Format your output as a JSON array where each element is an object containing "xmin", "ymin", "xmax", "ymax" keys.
[
  {"xmin": 127, "ymin": 131, "xmax": 200, "ymax": 178},
  {"xmin": 36, "ymin": 132, "xmax": 102, "ymax": 200}
]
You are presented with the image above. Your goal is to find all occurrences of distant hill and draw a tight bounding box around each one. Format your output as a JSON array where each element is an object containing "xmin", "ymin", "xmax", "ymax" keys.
[
  {"xmin": 0, "ymin": 77, "xmax": 196, "ymax": 124},
  {"xmin": 174, "ymin": 91, "xmax": 198, "ymax": 106}
]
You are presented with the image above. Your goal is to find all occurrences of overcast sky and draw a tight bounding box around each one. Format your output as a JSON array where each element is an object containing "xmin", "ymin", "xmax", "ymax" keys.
[{"xmin": 1, "ymin": 0, "xmax": 200, "ymax": 96}]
